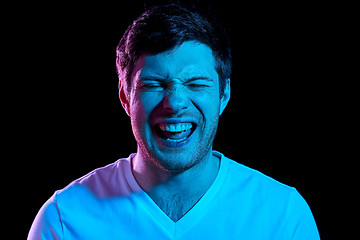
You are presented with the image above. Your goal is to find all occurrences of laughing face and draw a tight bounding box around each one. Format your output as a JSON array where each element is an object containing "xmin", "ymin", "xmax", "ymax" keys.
[{"xmin": 120, "ymin": 41, "xmax": 230, "ymax": 172}]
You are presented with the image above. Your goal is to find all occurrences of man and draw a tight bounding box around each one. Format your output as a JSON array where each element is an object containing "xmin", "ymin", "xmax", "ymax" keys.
[{"xmin": 28, "ymin": 4, "xmax": 320, "ymax": 239}]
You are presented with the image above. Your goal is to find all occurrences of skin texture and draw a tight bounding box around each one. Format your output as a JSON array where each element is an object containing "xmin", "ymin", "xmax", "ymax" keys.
[{"xmin": 119, "ymin": 41, "xmax": 231, "ymax": 221}]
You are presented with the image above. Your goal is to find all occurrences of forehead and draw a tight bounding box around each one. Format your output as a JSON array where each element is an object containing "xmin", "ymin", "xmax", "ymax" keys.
[{"xmin": 136, "ymin": 41, "xmax": 218, "ymax": 81}]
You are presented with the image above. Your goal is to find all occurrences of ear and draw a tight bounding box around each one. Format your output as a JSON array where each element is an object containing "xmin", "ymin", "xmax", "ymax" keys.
[
  {"xmin": 219, "ymin": 78, "xmax": 231, "ymax": 116},
  {"xmin": 119, "ymin": 81, "xmax": 131, "ymax": 116}
]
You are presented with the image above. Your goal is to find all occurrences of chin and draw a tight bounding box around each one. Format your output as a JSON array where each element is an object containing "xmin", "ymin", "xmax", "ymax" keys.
[
  {"xmin": 151, "ymin": 141, "xmax": 212, "ymax": 173},
  {"xmin": 154, "ymin": 153, "xmax": 200, "ymax": 173},
  {"xmin": 136, "ymin": 123, "xmax": 216, "ymax": 172}
]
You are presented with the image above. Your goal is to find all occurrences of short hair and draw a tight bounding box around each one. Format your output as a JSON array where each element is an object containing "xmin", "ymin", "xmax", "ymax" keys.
[{"xmin": 116, "ymin": 4, "xmax": 232, "ymax": 97}]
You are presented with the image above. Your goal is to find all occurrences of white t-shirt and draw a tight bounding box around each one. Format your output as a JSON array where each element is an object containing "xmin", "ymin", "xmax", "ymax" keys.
[{"xmin": 28, "ymin": 151, "xmax": 320, "ymax": 239}]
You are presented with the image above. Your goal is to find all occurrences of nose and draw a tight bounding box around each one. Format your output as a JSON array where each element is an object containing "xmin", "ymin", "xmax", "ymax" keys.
[{"xmin": 162, "ymin": 86, "xmax": 189, "ymax": 114}]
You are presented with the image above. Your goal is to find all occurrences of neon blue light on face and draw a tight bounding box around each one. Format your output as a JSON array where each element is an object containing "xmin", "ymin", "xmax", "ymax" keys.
[{"xmin": 122, "ymin": 41, "xmax": 231, "ymax": 172}]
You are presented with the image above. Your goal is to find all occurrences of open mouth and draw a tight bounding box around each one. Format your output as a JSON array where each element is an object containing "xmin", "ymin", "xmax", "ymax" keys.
[{"xmin": 155, "ymin": 122, "xmax": 197, "ymax": 142}]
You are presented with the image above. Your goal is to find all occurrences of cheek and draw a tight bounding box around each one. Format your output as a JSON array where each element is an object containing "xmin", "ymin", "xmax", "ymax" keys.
[
  {"xmin": 203, "ymin": 98, "xmax": 220, "ymax": 115},
  {"xmin": 204, "ymin": 103, "xmax": 221, "ymax": 131},
  {"xmin": 130, "ymin": 92, "xmax": 163, "ymax": 129},
  {"xmin": 196, "ymin": 91, "xmax": 221, "ymax": 120},
  {"xmin": 134, "ymin": 92, "xmax": 164, "ymax": 117}
]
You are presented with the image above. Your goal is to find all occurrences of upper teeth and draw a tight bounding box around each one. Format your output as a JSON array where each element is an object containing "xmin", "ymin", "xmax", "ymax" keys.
[{"xmin": 159, "ymin": 123, "xmax": 192, "ymax": 132}]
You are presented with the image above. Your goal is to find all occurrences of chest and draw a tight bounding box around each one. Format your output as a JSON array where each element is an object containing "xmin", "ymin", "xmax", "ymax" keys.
[{"xmin": 153, "ymin": 194, "xmax": 203, "ymax": 222}]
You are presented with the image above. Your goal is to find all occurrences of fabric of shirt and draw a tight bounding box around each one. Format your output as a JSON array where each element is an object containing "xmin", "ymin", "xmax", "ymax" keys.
[{"xmin": 28, "ymin": 151, "xmax": 320, "ymax": 239}]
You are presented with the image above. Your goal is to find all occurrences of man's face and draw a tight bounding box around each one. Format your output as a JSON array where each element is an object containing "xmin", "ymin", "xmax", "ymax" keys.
[{"xmin": 121, "ymin": 41, "xmax": 230, "ymax": 172}]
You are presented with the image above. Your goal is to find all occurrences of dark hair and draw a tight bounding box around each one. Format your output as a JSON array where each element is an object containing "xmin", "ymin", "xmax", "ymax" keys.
[{"xmin": 116, "ymin": 4, "xmax": 232, "ymax": 97}]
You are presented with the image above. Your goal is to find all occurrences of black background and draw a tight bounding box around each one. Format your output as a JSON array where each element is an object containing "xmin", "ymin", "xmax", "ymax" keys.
[{"xmin": 10, "ymin": 1, "xmax": 349, "ymax": 239}]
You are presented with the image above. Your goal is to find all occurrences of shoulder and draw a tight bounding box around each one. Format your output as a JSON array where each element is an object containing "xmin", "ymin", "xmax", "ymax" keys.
[
  {"xmin": 218, "ymin": 151, "xmax": 307, "ymax": 217},
  {"xmin": 28, "ymin": 192, "xmax": 63, "ymax": 239},
  {"xmin": 57, "ymin": 154, "xmax": 138, "ymax": 199},
  {"xmin": 72, "ymin": 157, "xmax": 129, "ymax": 186},
  {"xmin": 221, "ymin": 153, "xmax": 296, "ymax": 199},
  {"xmin": 28, "ymin": 155, "xmax": 138, "ymax": 239},
  {"xmin": 218, "ymin": 152, "xmax": 320, "ymax": 239},
  {"xmin": 38, "ymin": 155, "xmax": 135, "ymax": 218}
]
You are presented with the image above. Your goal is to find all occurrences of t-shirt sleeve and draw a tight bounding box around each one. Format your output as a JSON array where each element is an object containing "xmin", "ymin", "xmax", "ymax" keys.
[
  {"xmin": 286, "ymin": 189, "xmax": 320, "ymax": 240},
  {"xmin": 28, "ymin": 193, "xmax": 63, "ymax": 240}
]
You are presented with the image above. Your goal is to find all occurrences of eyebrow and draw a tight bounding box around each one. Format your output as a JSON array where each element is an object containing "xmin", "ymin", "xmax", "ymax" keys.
[
  {"xmin": 185, "ymin": 76, "xmax": 214, "ymax": 82},
  {"xmin": 140, "ymin": 76, "xmax": 214, "ymax": 82},
  {"xmin": 140, "ymin": 76, "xmax": 167, "ymax": 81}
]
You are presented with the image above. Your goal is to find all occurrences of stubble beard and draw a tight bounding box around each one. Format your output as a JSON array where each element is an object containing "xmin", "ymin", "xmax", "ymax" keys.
[{"xmin": 134, "ymin": 116, "xmax": 219, "ymax": 174}]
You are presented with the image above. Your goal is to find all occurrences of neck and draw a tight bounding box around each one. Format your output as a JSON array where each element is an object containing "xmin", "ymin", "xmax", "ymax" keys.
[{"xmin": 131, "ymin": 149, "xmax": 220, "ymax": 221}]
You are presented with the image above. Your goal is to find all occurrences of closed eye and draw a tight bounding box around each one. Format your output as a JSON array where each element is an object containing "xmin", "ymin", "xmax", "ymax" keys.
[
  {"xmin": 186, "ymin": 83, "xmax": 209, "ymax": 88},
  {"xmin": 144, "ymin": 82, "xmax": 163, "ymax": 87},
  {"xmin": 142, "ymin": 82, "xmax": 166, "ymax": 91},
  {"xmin": 185, "ymin": 77, "xmax": 212, "ymax": 89},
  {"xmin": 139, "ymin": 76, "xmax": 213, "ymax": 91},
  {"xmin": 139, "ymin": 77, "xmax": 167, "ymax": 91}
]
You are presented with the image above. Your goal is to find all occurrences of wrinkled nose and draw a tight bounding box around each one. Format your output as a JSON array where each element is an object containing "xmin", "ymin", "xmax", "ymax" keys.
[{"xmin": 162, "ymin": 87, "xmax": 189, "ymax": 114}]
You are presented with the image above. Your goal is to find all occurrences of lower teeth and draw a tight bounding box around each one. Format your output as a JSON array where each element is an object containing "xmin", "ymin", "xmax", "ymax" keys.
[{"xmin": 166, "ymin": 137, "xmax": 187, "ymax": 142}]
